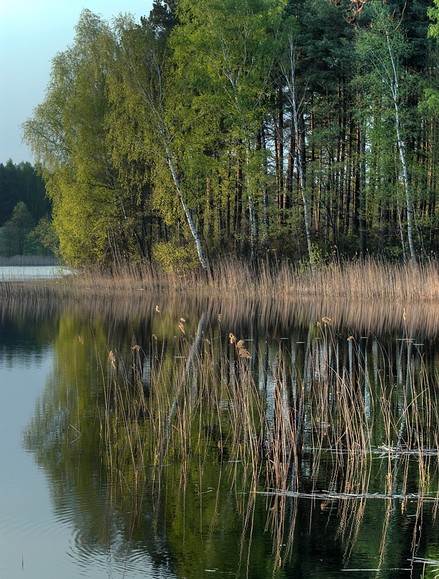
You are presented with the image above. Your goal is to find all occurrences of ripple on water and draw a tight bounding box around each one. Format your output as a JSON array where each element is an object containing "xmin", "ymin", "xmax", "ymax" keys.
[
  {"xmin": 1, "ymin": 509, "xmax": 176, "ymax": 579},
  {"xmin": 70, "ymin": 527, "xmax": 175, "ymax": 578},
  {"xmin": 0, "ymin": 511, "xmax": 74, "ymax": 578},
  {"xmin": 39, "ymin": 484, "xmax": 176, "ymax": 578}
]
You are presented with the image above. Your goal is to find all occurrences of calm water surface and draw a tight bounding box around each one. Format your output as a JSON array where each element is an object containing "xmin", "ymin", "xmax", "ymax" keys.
[
  {"xmin": 1, "ymin": 288, "xmax": 439, "ymax": 578},
  {"xmin": 0, "ymin": 265, "xmax": 72, "ymax": 281}
]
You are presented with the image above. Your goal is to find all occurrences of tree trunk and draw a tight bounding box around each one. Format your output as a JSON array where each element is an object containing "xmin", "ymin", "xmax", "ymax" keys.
[
  {"xmin": 164, "ymin": 140, "xmax": 210, "ymax": 272},
  {"xmin": 283, "ymin": 37, "xmax": 314, "ymax": 270},
  {"xmin": 386, "ymin": 31, "xmax": 416, "ymax": 264},
  {"xmin": 357, "ymin": 124, "xmax": 367, "ymax": 259}
]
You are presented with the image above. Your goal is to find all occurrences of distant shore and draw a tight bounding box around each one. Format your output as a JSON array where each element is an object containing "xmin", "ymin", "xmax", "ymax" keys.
[{"xmin": 0, "ymin": 255, "xmax": 59, "ymax": 267}]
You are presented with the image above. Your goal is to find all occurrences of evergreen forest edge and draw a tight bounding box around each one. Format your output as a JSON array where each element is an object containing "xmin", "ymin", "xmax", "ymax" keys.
[{"xmin": 5, "ymin": 0, "xmax": 439, "ymax": 277}]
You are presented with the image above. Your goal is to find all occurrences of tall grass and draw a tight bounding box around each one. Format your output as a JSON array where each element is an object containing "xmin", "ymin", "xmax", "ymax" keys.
[
  {"xmin": 1, "ymin": 257, "xmax": 438, "ymax": 302},
  {"xmin": 94, "ymin": 308, "xmax": 439, "ymax": 572},
  {"xmin": 100, "ymin": 311, "xmax": 439, "ymax": 497},
  {"xmin": 208, "ymin": 256, "xmax": 439, "ymax": 301}
]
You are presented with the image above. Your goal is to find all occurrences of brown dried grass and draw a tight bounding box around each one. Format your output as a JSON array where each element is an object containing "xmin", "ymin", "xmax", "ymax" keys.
[
  {"xmin": 81, "ymin": 258, "xmax": 439, "ymax": 302},
  {"xmin": 1, "ymin": 257, "xmax": 438, "ymax": 303}
]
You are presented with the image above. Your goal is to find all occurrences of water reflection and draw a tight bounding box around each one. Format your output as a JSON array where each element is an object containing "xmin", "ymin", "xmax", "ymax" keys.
[{"xmin": 16, "ymin": 296, "xmax": 439, "ymax": 577}]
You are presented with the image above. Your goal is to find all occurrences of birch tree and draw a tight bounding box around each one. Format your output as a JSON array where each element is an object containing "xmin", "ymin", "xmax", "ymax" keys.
[
  {"xmin": 356, "ymin": 0, "xmax": 417, "ymax": 263},
  {"xmin": 169, "ymin": 0, "xmax": 285, "ymax": 264},
  {"xmin": 111, "ymin": 15, "xmax": 210, "ymax": 273},
  {"xmin": 280, "ymin": 25, "xmax": 314, "ymax": 269},
  {"xmin": 23, "ymin": 11, "xmax": 119, "ymax": 266}
]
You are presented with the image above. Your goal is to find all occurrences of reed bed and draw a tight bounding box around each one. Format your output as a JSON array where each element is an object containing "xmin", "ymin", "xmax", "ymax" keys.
[
  {"xmin": 101, "ymin": 324, "xmax": 267, "ymax": 492},
  {"xmin": 99, "ymin": 312, "xmax": 439, "ymax": 500},
  {"xmin": 10, "ymin": 260, "xmax": 436, "ymax": 576},
  {"xmin": 90, "ymin": 309, "xmax": 439, "ymax": 572},
  {"xmin": 16, "ymin": 260, "xmax": 439, "ymax": 574},
  {"xmin": 80, "ymin": 257, "xmax": 439, "ymax": 301},
  {"xmin": 1, "ymin": 257, "xmax": 438, "ymax": 302}
]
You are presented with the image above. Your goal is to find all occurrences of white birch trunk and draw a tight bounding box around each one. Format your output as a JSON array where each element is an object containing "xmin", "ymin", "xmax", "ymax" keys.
[
  {"xmin": 142, "ymin": 61, "xmax": 210, "ymax": 273},
  {"xmin": 164, "ymin": 140, "xmax": 209, "ymax": 272},
  {"xmin": 153, "ymin": 66, "xmax": 210, "ymax": 274},
  {"xmin": 386, "ymin": 32, "xmax": 417, "ymax": 264},
  {"xmin": 245, "ymin": 145, "xmax": 258, "ymax": 263}
]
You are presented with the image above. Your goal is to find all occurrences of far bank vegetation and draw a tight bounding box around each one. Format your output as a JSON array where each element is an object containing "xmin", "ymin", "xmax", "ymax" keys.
[{"xmin": 15, "ymin": 0, "xmax": 439, "ymax": 283}]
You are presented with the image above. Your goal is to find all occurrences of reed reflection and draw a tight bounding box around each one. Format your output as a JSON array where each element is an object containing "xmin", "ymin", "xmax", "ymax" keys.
[{"xmin": 22, "ymin": 296, "xmax": 439, "ymax": 577}]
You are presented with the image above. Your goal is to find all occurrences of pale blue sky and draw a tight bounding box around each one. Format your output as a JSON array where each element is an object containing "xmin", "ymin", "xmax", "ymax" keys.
[{"xmin": 0, "ymin": 0, "xmax": 153, "ymax": 164}]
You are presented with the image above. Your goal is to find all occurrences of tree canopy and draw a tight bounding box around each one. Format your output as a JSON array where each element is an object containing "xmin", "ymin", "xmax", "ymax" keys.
[{"xmin": 23, "ymin": 0, "xmax": 439, "ymax": 269}]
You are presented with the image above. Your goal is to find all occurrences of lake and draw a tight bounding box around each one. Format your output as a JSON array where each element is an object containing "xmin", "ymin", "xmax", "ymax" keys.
[
  {"xmin": 1, "ymin": 283, "xmax": 439, "ymax": 578},
  {"xmin": 0, "ymin": 265, "xmax": 72, "ymax": 281}
]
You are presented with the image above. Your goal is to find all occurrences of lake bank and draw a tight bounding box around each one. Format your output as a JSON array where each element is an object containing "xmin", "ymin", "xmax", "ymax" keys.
[{"xmin": 0, "ymin": 265, "xmax": 73, "ymax": 282}]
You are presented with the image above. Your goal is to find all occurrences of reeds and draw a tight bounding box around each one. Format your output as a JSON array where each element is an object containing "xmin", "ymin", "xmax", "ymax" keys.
[
  {"xmin": 2, "ymin": 257, "xmax": 439, "ymax": 302},
  {"xmin": 100, "ymin": 310, "xmax": 439, "ymax": 502},
  {"xmin": 20, "ymin": 287, "xmax": 439, "ymax": 574},
  {"xmin": 56, "ymin": 301, "xmax": 439, "ymax": 575},
  {"xmin": 91, "ymin": 256, "xmax": 439, "ymax": 301}
]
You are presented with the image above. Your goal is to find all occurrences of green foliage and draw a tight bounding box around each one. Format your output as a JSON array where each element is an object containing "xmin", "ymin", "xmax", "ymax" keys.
[
  {"xmin": 0, "ymin": 201, "xmax": 38, "ymax": 257},
  {"xmin": 152, "ymin": 240, "xmax": 199, "ymax": 272},
  {"xmin": 21, "ymin": 0, "xmax": 439, "ymax": 267},
  {"xmin": 29, "ymin": 217, "xmax": 59, "ymax": 256},
  {"xmin": 355, "ymin": 1, "xmax": 411, "ymax": 105},
  {"xmin": 420, "ymin": 87, "xmax": 439, "ymax": 114},
  {"xmin": 428, "ymin": 0, "xmax": 439, "ymax": 39},
  {"xmin": 23, "ymin": 11, "xmax": 157, "ymax": 267}
]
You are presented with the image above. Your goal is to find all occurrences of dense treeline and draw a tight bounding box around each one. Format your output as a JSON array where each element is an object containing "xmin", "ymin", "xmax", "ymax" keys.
[
  {"xmin": 0, "ymin": 161, "xmax": 54, "ymax": 257},
  {"xmin": 23, "ymin": 0, "xmax": 439, "ymax": 270}
]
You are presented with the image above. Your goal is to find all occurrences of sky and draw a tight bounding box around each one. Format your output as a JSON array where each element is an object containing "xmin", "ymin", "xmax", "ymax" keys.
[{"xmin": 0, "ymin": 0, "xmax": 153, "ymax": 165}]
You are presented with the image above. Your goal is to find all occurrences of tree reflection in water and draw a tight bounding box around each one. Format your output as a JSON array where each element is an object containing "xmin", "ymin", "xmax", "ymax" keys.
[{"xmin": 22, "ymin": 296, "xmax": 439, "ymax": 577}]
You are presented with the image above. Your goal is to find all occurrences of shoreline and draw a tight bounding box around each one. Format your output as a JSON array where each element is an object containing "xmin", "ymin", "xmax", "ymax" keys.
[
  {"xmin": 0, "ymin": 258, "xmax": 437, "ymax": 303},
  {"xmin": 0, "ymin": 256, "xmax": 59, "ymax": 267}
]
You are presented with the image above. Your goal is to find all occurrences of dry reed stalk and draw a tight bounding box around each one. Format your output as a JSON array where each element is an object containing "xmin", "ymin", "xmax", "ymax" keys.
[
  {"xmin": 95, "ymin": 302, "xmax": 439, "ymax": 575},
  {"xmin": 264, "ymin": 492, "xmax": 297, "ymax": 571},
  {"xmin": 263, "ymin": 340, "xmax": 306, "ymax": 493},
  {"xmin": 2, "ymin": 257, "xmax": 439, "ymax": 304}
]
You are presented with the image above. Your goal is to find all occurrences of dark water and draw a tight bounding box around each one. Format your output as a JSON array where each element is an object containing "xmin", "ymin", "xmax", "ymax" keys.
[{"xmin": 1, "ymin": 291, "xmax": 439, "ymax": 578}]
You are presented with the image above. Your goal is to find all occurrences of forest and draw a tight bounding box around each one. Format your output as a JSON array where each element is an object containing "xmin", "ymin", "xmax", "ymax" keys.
[
  {"xmin": 22, "ymin": 0, "xmax": 439, "ymax": 271},
  {"xmin": 0, "ymin": 161, "xmax": 53, "ymax": 258}
]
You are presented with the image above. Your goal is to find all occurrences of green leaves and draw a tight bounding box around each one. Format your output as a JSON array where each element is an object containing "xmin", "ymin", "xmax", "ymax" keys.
[
  {"xmin": 21, "ymin": 0, "xmax": 439, "ymax": 267},
  {"xmin": 428, "ymin": 0, "xmax": 439, "ymax": 39}
]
